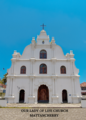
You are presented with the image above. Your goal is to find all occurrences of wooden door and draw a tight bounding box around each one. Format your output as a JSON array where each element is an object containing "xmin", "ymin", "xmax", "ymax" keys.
[{"xmin": 38, "ymin": 85, "xmax": 49, "ymax": 103}]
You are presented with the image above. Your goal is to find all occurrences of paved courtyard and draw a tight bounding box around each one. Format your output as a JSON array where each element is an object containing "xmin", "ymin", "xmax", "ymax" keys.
[
  {"xmin": 6, "ymin": 103, "xmax": 81, "ymax": 108},
  {"xmin": 0, "ymin": 107, "xmax": 86, "ymax": 120},
  {"xmin": 0, "ymin": 103, "xmax": 86, "ymax": 120}
]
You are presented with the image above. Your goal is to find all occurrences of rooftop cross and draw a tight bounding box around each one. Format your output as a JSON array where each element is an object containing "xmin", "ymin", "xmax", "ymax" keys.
[{"xmin": 40, "ymin": 24, "xmax": 46, "ymax": 30}]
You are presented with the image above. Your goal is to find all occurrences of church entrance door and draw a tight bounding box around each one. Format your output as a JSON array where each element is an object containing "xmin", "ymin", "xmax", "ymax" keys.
[
  {"xmin": 19, "ymin": 90, "xmax": 25, "ymax": 103},
  {"xmin": 62, "ymin": 90, "xmax": 68, "ymax": 103},
  {"xmin": 38, "ymin": 85, "xmax": 49, "ymax": 103}
]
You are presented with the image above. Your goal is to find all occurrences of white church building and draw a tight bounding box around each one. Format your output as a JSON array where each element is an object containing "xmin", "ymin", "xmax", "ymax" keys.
[{"xmin": 5, "ymin": 28, "xmax": 81, "ymax": 104}]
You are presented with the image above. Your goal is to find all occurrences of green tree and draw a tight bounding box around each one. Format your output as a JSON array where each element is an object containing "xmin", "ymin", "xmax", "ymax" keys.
[
  {"xmin": 2, "ymin": 73, "xmax": 8, "ymax": 85},
  {"xmin": 0, "ymin": 78, "xmax": 3, "ymax": 84}
]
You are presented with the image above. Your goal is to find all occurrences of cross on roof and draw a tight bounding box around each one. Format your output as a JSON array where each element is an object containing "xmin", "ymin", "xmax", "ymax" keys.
[{"xmin": 40, "ymin": 24, "xmax": 46, "ymax": 30}]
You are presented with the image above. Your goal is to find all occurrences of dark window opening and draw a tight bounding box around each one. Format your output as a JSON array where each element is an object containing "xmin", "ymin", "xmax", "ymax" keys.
[
  {"xmin": 81, "ymin": 87, "xmax": 86, "ymax": 90},
  {"xmin": 61, "ymin": 66, "xmax": 66, "ymax": 74},
  {"xmin": 21, "ymin": 66, "xmax": 26, "ymax": 74},
  {"xmin": 40, "ymin": 64, "xmax": 47, "ymax": 74},
  {"xmin": 40, "ymin": 50, "xmax": 47, "ymax": 59}
]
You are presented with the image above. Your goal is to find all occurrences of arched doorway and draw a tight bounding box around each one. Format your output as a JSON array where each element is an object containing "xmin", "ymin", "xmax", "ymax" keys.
[
  {"xmin": 62, "ymin": 89, "xmax": 68, "ymax": 103},
  {"xmin": 19, "ymin": 90, "xmax": 25, "ymax": 103},
  {"xmin": 38, "ymin": 85, "xmax": 49, "ymax": 103}
]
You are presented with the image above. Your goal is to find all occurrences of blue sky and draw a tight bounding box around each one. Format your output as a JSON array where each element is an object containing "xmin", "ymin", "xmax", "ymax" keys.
[{"xmin": 0, "ymin": 0, "xmax": 86, "ymax": 83}]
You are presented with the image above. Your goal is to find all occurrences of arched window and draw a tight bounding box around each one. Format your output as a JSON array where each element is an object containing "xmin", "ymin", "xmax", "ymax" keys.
[
  {"xmin": 20, "ymin": 66, "xmax": 26, "ymax": 74},
  {"xmin": 40, "ymin": 64, "xmax": 47, "ymax": 74},
  {"xmin": 40, "ymin": 50, "xmax": 47, "ymax": 59},
  {"xmin": 61, "ymin": 66, "xmax": 66, "ymax": 74}
]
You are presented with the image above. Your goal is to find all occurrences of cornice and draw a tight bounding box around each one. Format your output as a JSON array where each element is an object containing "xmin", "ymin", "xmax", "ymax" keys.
[
  {"xmin": 52, "ymin": 96, "xmax": 59, "ymax": 98},
  {"xmin": 71, "ymin": 96, "xmax": 81, "ymax": 98},
  {"xmin": 7, "ymin": 75, "xmax": 80, "ymax": 79},
  {"xmin": 5, "ymin": 96, "xmax": 15, "ymax": 99},
  {"xmin": 28, "ymin": 96, "xmax": 35, "ymax": 98},
  {"xmin": 14, "ymin": 58, "xmax": 75, "ymax": 62}
]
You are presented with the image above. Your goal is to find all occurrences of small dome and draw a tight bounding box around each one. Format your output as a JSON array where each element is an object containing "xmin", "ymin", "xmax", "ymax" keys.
[
  {"xmin": 37, "ymin": 30, "xmax": 49, "ymax": 41},
  {"xmin": 41, "ymin": 30, "xmax": 46, "ymax": 33},
  {"xmin": 40, "ymin": 30, "xmax": 47, "ymax": 36}
]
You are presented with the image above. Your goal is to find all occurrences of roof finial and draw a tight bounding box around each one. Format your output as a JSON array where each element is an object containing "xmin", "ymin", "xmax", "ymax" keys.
[{"xmin": 40, "ymin": 24, "xmax": 46, "ymax": 30}]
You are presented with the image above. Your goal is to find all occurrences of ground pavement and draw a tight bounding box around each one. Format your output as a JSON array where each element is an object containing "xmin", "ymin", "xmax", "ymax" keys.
[{"xmin": 0, "ymin": 103, "xmax": 86, "ymax": 120}]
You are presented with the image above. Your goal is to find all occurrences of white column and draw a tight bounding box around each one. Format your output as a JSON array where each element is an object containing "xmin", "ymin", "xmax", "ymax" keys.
[
  {"xmin": 52, "ymin": 47, "xmax": 54, "ymax": 58},
  {"xmin": 11, "ymin": 78, "xmax": 13, "ymax": 96},
  {"xmin": 72, "ymin": 78, "xmax": 75, "ymax": 96},
  {"xmin": 71, "ymin": 61, "xmax": 74, "ymax": 75},
  {"xmin": 29, "ymin": 79, "xmax": 31, "ymax": 96},
  {"xmin": 55, "ymin": 78, "xmax": 59, "ymax": 96},
  {"xmin": 72, "ymin": 61, "xmax": 74, "ymax": 75},
  {"xmin": 54, "ymin": 79, "xmax": 57, "ymax": 96},
  {"xmin": 31, "ymin": 59, "xmax": 35, "ymax": 75},
  {"xmin": 49, "ymin": 89, "xmax": 51, "ymax": 103},
  {"xmin": 70, "ymin": 61, "xmax": 73, "ymax": 75},
  {"xmin": 12, "ymin": 63, "xmax": 14, "ymax": 75},
  {"xmin": 13, "ymin": 62, "xmax": 15, "ymax": 75},
  {"xmin": 53, "ymin": 48, "xmax": 54, "ymax": 58},
  {"xmin": 31, "ymin": 79, "xmax": 32, "ymax": 96},
  {"xmin": 29, "ymin": 78, "xmax": 34, "ymax": 96},
  {"xmin": 53, "ymin": 79, "xmax": 54, "ymax": 96},
  {"xmin": 72, "ymin": 61, "xmax": 73, "ymax": 75},
  {"xmin": 30, "ymin": 62, "xmax": 33, "ymax": 75},
  {"xmin": 9, "ymin": 79, "xmax": 12, "ymax": 96},
  {"xmin": 28, "ymin": 79, "xmax": 30, "ymax": 96},
  {"xmin": 52, "ymin": 48, "xmax": 53, "ymax": 58},
  {"xmin": 73, "ymin": 79, "xmax": 76, "ymax": 95},
  {"xmin": 52, "ymin": 58, "xmax": 56, "ymax": 75},
  {"xmin": 71, "ymin": 78, "xmax": 74, "ymax": 96},
  {"xmin": 6, "ymin": 78, "xmax": 10, "ymax": 96},
  {"xmin": 10, "ymin": 78, "xmax": 13, "ymax": 96},
  {"xmin": 35, "ymin": 89, "xmax": 37, "ymax": 104},
  {"xmin": 12, "ymin": 78, "xmax": 14, "ymax": 96},
  {"xmin": 32, "ymin": 46, "xmax": 34, "ymax": 58},
  {"xmin": 32, "ymin": 78, "xmax": 34, "ymax": 96},
  {"xmin": 32, "ymin": 62, "xmax": 33, "ymax": 75},
  {"xmin": 32, "ymin": 50, "xmax": 34, "ymax": 58},
  {"xmin": 54, "ymin": 79, "xmax": 55, "ymax": 95},
  {"xmin": 54, "ymin": 62, "xmax": 55, "ymax": 75},
  {"xmin": 31, "ymin": 60, "xmax": 34, "ymax": 75},
  {"xmin": 52, "ymin": 62, "xmax": 54, "ymax": 75}
]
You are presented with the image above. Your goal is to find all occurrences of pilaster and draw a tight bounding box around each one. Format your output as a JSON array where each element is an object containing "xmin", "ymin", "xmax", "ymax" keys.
[
  {"xmin": 28, "ymin": 77, "xmax": 35, "ymax": 103},
  {"xmin": 5, "ymin": 78, "xmax": 10, "ymax": 96},
  {"xmin": 12, "ymin": 78, "xmax": 14, "ymax": 96},
  {"xmin": 31, "ymin": 37, "xmax": 36, "ymax": 58},
  {"xmin": 53, "ymin": 78, "xmax": 54, "ymax": 96},
  {"xmin": 51, "ymin": 58, "xmax": 57, "ymax": 75},
  {"xmin": 30, "ymin": 58, "xmax": 36, "ymax": 75},
  {"xmin": 9, "ymin": 78, "xmax": 12, "ymax": 96}
]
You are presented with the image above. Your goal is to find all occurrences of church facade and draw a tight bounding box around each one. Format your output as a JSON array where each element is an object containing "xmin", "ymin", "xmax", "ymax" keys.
[{"xmin": 5, "ymin": 29, "xmax": 81, "ymax": 104}]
